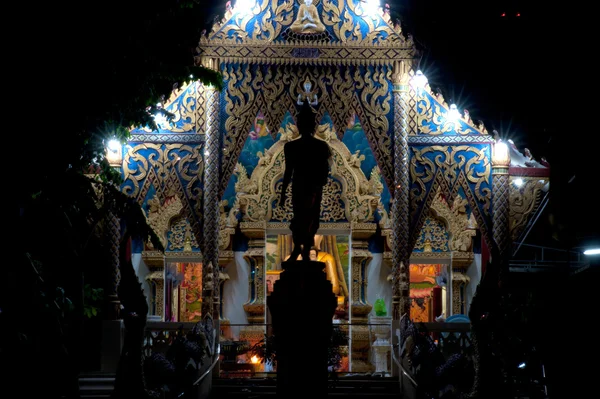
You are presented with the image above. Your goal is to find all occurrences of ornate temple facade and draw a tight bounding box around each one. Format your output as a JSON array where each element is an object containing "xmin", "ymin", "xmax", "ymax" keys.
[{"xmin": 110, "ymin": 0, "xmax": 549, "ymax": 373}]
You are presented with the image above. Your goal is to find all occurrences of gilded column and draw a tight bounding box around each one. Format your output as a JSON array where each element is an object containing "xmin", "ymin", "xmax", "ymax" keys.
[
  {"xmin": 491, "ymin": 141, "xmax": 511, "ymax": 260},
  {"xmin": 391, "ymin": 61, "xmax": 412, "ymax": 319},
  {"xmin": 202, "ymin": 83, "xmax": 221, "ymax": 320}
]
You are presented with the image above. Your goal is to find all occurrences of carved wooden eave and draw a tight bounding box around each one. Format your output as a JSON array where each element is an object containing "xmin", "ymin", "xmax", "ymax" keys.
[
  {"xmin": 145, "ymin": 270, "xmax": 164, "ymax": 281},
  {"xmin": 240, "ymin": 221, "xmax": 267, "ymax": 238},
  {"xmin": 164, "ymin": 251, "xmax": 203, "ymax": 262},
  {"xmin": 142, "ymin": 250, "xmax": 166, "ymax": 269},
  {"xmin": 351, "ymin": 221, "xmax": 377, "ymax": 240},
  {"xmin": 411, "ymin": 252, "xmax": 451, "ymax": 263},
  {"xmin": 452, "ymin": 251, "xmax": 475, "ymax": 268}
]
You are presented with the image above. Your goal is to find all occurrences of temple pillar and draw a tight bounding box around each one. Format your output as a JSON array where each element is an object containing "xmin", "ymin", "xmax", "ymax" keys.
[
  {"xmin": 142, "ymin": 251, "xmax": 166, "ymax": 320},
  {"xmin": 202, "ymin": 83, "xmax": 221, "ymax": 320},
  {"xmin": 105, "ymin": 210, "xmax": 122, "ymax": 320},
  {"xmin": 101, "ymin": 210, "xmax": 124, "ymax": 373},
  {"xmin": 349, "ymin": 225, "xmax": 375, "ymax": 372},
  {"xmin": 491, "ymin": 141, "xmax": 511, "ymax": 273},
  {"xmin": 240, "ymin": 224, "xmax": 267, "ymax": 346},
  {"xmin": 391, "ymin": 61, "xmax": 413, "ymax": 320},
  {"xmin": 242, "ymin": 245, "xmax": 267, "ymax": 325}
]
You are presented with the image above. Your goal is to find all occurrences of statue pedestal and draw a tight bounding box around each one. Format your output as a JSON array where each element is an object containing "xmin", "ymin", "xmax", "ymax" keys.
[
  {"xmin": 267, "ymin": 261, "xmax": 337, "ymax": 398},
  {"xmin": 369, "ymin": 315, "xmax": 392, "ymax": 375}
]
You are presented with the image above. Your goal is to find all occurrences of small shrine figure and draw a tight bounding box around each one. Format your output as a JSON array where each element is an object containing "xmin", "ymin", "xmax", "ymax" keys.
[
  {"xmin": 291, "ymin": 0, "xmax": 325, "ymax": 34},
  {"xmin": 297, "ymin": 76, "xmax": 318, "ymax": 106}
]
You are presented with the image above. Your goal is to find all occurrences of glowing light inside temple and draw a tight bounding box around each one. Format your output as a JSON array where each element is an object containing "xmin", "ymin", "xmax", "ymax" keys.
[
  {"xmin": 250, "ymin": 355, "xmax": 260, "ymax": 364},
  {"xmin": 513, "ymin": 178, "xmax": 524, "ymax": 187},
  {"xmin": 584, "ymin": 248, "xmax": 600, "ymax": 256},
  {"xmin": 412, "ymin": 70, "xmax": 428, "ymax": 89},
  {"xmin": 448, "ymin": 104, "xmax": 461, "ymax": 121}
]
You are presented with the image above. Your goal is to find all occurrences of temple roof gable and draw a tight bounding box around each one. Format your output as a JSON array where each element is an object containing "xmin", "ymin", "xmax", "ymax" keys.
[{"xmin": 203, "ymin": 0, "xmax": 410, "ymax": 47}]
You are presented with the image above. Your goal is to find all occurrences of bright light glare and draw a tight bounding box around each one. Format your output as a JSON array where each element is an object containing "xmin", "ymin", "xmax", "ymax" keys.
[
  {"xmin": 583, "ymin": 248, "xmax": 600, "ymax": 256},
  {"xmin": 448, "ymin": 104, "xmax": 460, "ymax": 121},
  {"xmin": 518, "ymin": 362, "xmax": 526, "ymax": 369},
  {"xmin": 412, "ymin": 70, "xmax": 428, "ymax": 89},
  {"xmin": 153, "ymin": 113, "xmax": 168, "ymax": 129},
  {"xmin": 107, "ymin": 139, "xmax": 121, "ymax": 152},
  {"xmin": 513, "ymin": 178, "xmax": 524, "ymax": 187},
  {"xmin": 363, "ymin": 0, "xmax": 381, "ymax": 15},
  {"xmin": 235, "ymin": 0, "xmax": 256, "ymax": 14}
]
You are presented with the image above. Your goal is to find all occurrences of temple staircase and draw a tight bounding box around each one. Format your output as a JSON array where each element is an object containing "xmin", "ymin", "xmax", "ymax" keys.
[
  {"xmin": 78, "ymin": 372, "xmax": 115, "ymax": 398},
  {"xmin": 78, "ymin": 374, "xmax": 402, "ymax": 398},
  {"xmin": 211, "ymin": 375, "xmax": 402, "ymax": 398}
]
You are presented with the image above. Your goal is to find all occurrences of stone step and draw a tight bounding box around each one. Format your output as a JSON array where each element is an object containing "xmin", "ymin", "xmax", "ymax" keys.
[
  {"xmin": 78, "ymin": 373, "xmax": 115, "ymax": 399},
  {"xmin": 212, "ymin": 376, "xmax": 401, "ymax": 398}
]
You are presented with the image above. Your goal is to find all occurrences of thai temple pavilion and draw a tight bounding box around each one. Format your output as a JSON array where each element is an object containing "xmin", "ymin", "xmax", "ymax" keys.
[{"xmin": 103, "ymin": 0, "xmax": 549, "ymax": 373}]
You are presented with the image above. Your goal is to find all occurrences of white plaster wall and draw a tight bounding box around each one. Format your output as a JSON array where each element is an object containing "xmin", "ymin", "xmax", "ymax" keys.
[
  {"xmin": 465, "ymin": 253, "xmax": 482, "ymax": 316},
  {"xmin": 222, "ymin": 252, "xmax": 250, "ymax": 338},
  {"xmin": 366, "ymin": 253, "xmax": 392, "ymax": 316}
]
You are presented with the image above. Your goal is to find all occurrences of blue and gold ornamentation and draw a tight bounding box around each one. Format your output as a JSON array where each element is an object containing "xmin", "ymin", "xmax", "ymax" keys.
[{"xmin": 409, "ymin": 144, "xmax": 493, "ymax": 249}]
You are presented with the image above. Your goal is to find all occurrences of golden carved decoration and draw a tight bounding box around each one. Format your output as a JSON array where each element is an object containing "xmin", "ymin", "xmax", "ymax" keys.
[
  {"xmin": 415, "ymin": 91, "xmax": 487, "ymax": 136},
  {"xmin": 139, "ymin": 81, "xmax": 206, "ymax": 134},
  {"xmin": 205, "ymin": 0, "xmax": 410, "ymax": 47},
  {"xmin": 392, "ymin": 60, "xmax": 410, "ymax": 86},
  {"xmin": 147, "ymin": 194, "xmax": 185, "ymax": 249},
  {"xmin": 452, "ymin": 279, "xmax": 463, "ymax": 315},
  {"xmin": 410, "ymin": 145, "xmax": 492, "ymax": 216},
  {"xmin": 169, "ymin": 218, "xmax": 201, "ymax": 252},
  {"xmin": 430, "ymin": 189, "xmax": 477, "ymax": 253},
  {"xmin": 509, "ymin": 177, "xmax": 548, "ymax": 241},
  {"xmin": 219, "ymin": 200, "xmax": 239, "ymax": 251},
  {"xmin": 219, "ymin": 65, "xmax": 395, "ymax": 195},
  {"xmin": 413, "ymin": 215, "xmax": 448, "ymax": 252},
  {"xmin": 122, "ymin": 143, "xmax": 204, "ymax": 247}
]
